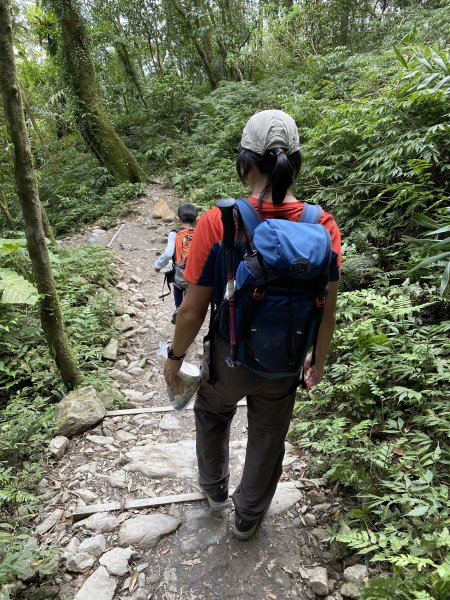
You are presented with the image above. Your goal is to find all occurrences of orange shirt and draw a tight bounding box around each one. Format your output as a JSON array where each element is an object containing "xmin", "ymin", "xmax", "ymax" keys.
[{"xmin": 184, "ymin": 197, "xmax": 341, "ymax": 292}]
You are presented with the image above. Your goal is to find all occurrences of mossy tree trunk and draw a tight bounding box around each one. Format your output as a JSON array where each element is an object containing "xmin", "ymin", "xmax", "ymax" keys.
[
  {"xmin": 171, "ymin": 0, "xmax": 218, "ymax": 89},
  {"xmin": 21, "ymin": 92, "xmax": 57, "ymax": 244},
  {"xmin": 48, "ymin": 0, "xmax": 147, "ymax": 184},
  {"xmin": 113, "ymin": 20, "xmax": 149, "ymax": 109},
  {"xmin": 0, "ymin": 0, "xmax": 80, "ymax": 389}
]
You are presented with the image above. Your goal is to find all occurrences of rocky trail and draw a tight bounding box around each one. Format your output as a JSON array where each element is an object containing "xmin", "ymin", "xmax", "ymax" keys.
[{"xmin": 29, "ymin": 184, "xmax": 368, "ymax": 600}]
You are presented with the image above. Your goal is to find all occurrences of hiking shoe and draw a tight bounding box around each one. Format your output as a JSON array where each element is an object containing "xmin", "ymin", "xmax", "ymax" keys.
[
  {"xmin": 201, "ymin": 486, "xmax": 230, "ymax": 511},
  {"xmin": 233, "ymin": 513, "xmax": 265, "ymax": 541},
  {"xmin": 171, "ymin": 310, "xmax": 178, "ymax": 325}
]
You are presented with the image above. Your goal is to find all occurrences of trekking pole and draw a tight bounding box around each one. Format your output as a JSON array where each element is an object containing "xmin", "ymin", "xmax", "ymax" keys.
[{"xmin": 216, "ymin": 198, "xmax": 239, "ymax": 366}]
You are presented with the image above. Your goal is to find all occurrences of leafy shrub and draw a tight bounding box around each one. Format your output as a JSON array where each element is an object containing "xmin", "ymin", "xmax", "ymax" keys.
[
  {"xmin": 0, "ymin": 242, "xmax": 118, "ymax": 592},
  {"xmin": 0, "ymin": 243, "xmax": 117, "ymax": 505},
  {"xmin": 291, "ymin": 284, "xmax": 450, "ymax": 598},
  {"xmin": 43, "ymin": 181, "xmax": 144, "ymax": 235},
  {"xmin": 0, "ymin": 522, "xmax": 56, "ymax": 587}
]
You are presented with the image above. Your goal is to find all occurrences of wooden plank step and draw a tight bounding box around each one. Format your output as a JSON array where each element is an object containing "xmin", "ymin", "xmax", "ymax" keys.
[
  {"xmin": 71, "ymin": 491, "xmax": 206, "ymax": 522},
  {"xmin": 106, "ymin": 399, "xmax": 247, "ymax": 417}
]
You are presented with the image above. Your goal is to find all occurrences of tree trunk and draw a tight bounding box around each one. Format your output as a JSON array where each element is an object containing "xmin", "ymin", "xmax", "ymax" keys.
[
  {"xmin": 40, "ymin": 204, "xmax": 57, "ymax": 245},
  {"xmin": 171, "ymin": 0, "xmax": 218, "ymax": 89},
  {"xmin": 21, "ymin": 92, "xmax": 57, "ymax": 243},
  {"xmin": 0, "ymin": 192, "xmax": 15, "ymax": 230},
  {"xmin": 0, "ymin": 0, "xmax": 80, "ymax": 389},
  {"xmin": 113, "ymin": 20, "xmax": 149, "ymax": 108},
  {"xmin": 49, "ymin": 0, "xmax": 147, "ymax": 184},
  {"xmin": 114, "ymin": 40, "xmax": 149, "ymax": 108},
  {"xmin": 21, "ymin": 92, "xmax": 52, "ymax": 162}
]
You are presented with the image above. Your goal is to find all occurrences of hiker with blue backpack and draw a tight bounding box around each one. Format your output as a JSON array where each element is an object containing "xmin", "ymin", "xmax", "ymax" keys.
[{"xmin": 164, "ymin": 110, "xmax": 341, "ymax": 540}]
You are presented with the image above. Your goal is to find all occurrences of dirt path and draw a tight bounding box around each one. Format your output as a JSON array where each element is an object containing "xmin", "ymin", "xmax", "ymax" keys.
[{"xmin": 30, "ymin": 184, "xmax": 357, "ymax": 600}]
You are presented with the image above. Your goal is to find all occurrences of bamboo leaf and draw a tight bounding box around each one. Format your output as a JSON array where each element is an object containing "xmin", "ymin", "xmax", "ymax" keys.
[
  {"xmin": 430, "ymin": 50, "xmax": 449, "ymax": 73},
  {"xmin": 413, "ymin": 252, "xmax": 450, "ymax": 269},
  {"xmin": 417, "ymin": 56, "xmax": 434, "ymax": 71},
  {"xmin": 440, "ymin": 262, "xmax": 450, "ymax": 296},
  {"xmin": 417, "ymin": 73, "xmax": 440, "ymax": 90},
  {"xmin": 413, "ymin": 214, "xmax": 440, "ymax": 229},
  {"xmin": 424, "ymin": 225, "xmax": 450, "ymax": 236},
  {"xmin": 431, "ymin": 74, "xmax": 450, "ymax": 92},
  {"xmin": 394, "ymin": 46, "xmax": 408, "ymax": 69}
]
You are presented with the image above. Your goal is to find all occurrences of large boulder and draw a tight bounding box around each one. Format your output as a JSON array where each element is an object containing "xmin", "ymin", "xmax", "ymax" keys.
[
  {"xmin": 152, "ymin": 198, "xmax": 175, "ymax": 222},
  {"xmin": 55, "ymin": 386, "xmax": 106, "ymax": 437}
]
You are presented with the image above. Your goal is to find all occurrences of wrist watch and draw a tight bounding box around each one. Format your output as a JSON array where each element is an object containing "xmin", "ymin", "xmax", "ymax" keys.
[{"xmin": 167, "ymin": 345, "xmax": 186, "ymax": 361}]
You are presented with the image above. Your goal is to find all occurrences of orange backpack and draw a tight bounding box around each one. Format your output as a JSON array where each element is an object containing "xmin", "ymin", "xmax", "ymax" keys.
[{"xmin": 173, "ymin": 227, "xmax": 194, "ymax": 289}]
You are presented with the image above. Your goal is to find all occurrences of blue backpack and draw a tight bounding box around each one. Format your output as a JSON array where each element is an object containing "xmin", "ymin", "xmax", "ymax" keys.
[{"xmin": 217, "ymin": 198, "xmax": 332, "ymax": 381}]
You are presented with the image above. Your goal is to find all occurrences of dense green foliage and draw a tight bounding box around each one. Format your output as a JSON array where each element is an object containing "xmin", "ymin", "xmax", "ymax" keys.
[
  {"xmin": 0, "ymin": 0, "xmax": 449, "ymax": 597},
  {"xmin": 292, "ymin": 284, "xmax": 450, "ymax": 598},
  {"xmin": 0, "ymin": 243, "xmax": 118, "ymax": 585}
]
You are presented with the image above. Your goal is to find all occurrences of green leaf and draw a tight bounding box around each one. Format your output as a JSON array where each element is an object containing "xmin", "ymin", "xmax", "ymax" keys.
[
  {"xmin": 430, "ymin": 50, "xmax": 449, "ymax": 74},
  {"xmin": 406, "ymin": 505, "xmax": 429, "ymax": 517},
  {"xmin": 417, "ymin": 72, "xmax": 440, "ymax": 90},
  {"xmin": 0, "ymin": 269, "xmax": 38, "ymax": 305},
  {"xmin": 440, "ymin": 262, "xmax": 450, "ymax": 296},
  {"xmin": 413, "ymin": 214, "xmax": 440, "ymax": 229},
  {"xmin": 417, "ymin": 56, "xmax": 434, "ymax": 72},
  {"xmin": 0, "ymin": 238, "xmax": 27, "ymax": 253},
  {"xmin": 424, "ymin": 224, "xmax": 450, "ymax": 236},
  {"xmin": 413, "ymin": 252, "xmax": 450, "ymax": 270},
  {"xmin": 394, "ymin": 46, "xmax": 408, "ymax": 69},
  {"xmin": 431, "ymin": 74, "xmax": 450, "ymax": 92}
]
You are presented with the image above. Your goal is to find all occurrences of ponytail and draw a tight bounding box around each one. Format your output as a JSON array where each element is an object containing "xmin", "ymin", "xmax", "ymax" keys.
[{"xmin": 236, "ymin": 147, "xmax": 302, "ymax": 210}]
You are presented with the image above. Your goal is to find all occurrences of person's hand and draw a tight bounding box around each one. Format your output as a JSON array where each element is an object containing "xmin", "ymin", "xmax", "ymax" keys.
[
  {"xmin": 164, "ymin": 358, "xmax": 182, "ymax": 388},
  {"xmin": 154, "ymin": 267, "xmax": 161, "ymax": 273},
  {"xmin": 303, "ymin": 353, "xmax": 324, "ymax": 389}
]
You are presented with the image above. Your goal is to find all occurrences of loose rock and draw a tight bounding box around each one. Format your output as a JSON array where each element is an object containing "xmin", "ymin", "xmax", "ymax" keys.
[
  {"xmin": 73, "ymin": 566, "xmax": 117, "ymax": 600},
  {"xmin": 99, "ymin": 546, "xmax": 137, "ymax": 576},
  {"xmin": 66, "ymin": 552, "xmax": 95, "ymax": 573},
  {"xmin": 343, "ymin": 564, "xmax": 368, "ymax": 584},
  {"xmin": 304, "ymin": 513, "xmax": 317, "ymax": 527},
  {"xmin": 49, "ymin": 436, "xmax": 70, "ymax": 460},
  {"xmin": 108, "ymin": 470, "xmax": 128, "ymax": 489},
  {"xmin": 78, "ymin": 534, "xmax": 106, "ymax": 557},
  {"xmin": 113, "ymin": 314, "xmax": 133, "ymax": 332},
  {"xmin": 73, "ymin": 512, "xmax": 120, "ymax": 534},
  {"xmin": 152, "ymin": 198, "xmax": 175, "ymax": 222},
  {"xmin": 309, "ymin": 566, "xmax": 329, "ymax": 596},
  {"xmin": 340, "ymin": 582, "xmax": 362, "ymax": 598},
  {"xmin": 35, "ymin": 509, "xmax": 64, "ymax": 536},
  {"xmin": 306, "ymin": 490, "xmax": 326, "ymax": 505},
  {"xmin": 102, "ymin": 339, "xmax": 119, "ymax": 361},
  {"xmin": 55, "ymin": 386, "xmax": 106, "ymax": 437},
  {"xmin": 118, "ymin": 514, "xmax": 181, "ymax": 550}
]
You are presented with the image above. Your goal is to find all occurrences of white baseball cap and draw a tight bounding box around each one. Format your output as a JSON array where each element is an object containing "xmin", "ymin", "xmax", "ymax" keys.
[{"xmin": 240, "ymin": 110, "xmax": 300, "ymax": 156}]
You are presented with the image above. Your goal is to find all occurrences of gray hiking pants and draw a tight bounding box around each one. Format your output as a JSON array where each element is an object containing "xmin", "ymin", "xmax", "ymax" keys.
[{"xmin": 194, "ymin": 334, "xmax": 298, "ymax": 523}]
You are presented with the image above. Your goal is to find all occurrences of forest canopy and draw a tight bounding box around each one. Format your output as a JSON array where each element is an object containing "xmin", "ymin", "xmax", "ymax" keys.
[{"xmin": 0, "ymin": 0, "xmax": 449, "ymax": 598}]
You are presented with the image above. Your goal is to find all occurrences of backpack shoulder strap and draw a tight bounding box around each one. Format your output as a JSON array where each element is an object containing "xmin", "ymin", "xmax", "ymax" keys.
[
  {"xmin": 235, "ymin": 198, "xmax": 262, "ymax": 241},
  {"xmin": 298, "ymin": 202, "xmax": 323, "ymax": 224}
]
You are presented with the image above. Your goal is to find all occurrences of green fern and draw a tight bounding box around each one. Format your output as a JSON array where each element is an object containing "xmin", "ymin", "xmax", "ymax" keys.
[{"xmin": 0, "ymin": 269, "xmax": 38, "ymax": 305}]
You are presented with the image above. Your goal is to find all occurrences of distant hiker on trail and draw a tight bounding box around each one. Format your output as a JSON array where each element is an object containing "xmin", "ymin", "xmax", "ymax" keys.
[
  {"xmin": 163, "ymin": 110, "xmax": 341, "ymax": 540},
  {"xmin": 155, "ymin": 203, "xmax": 198, "ymax": 324}
]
